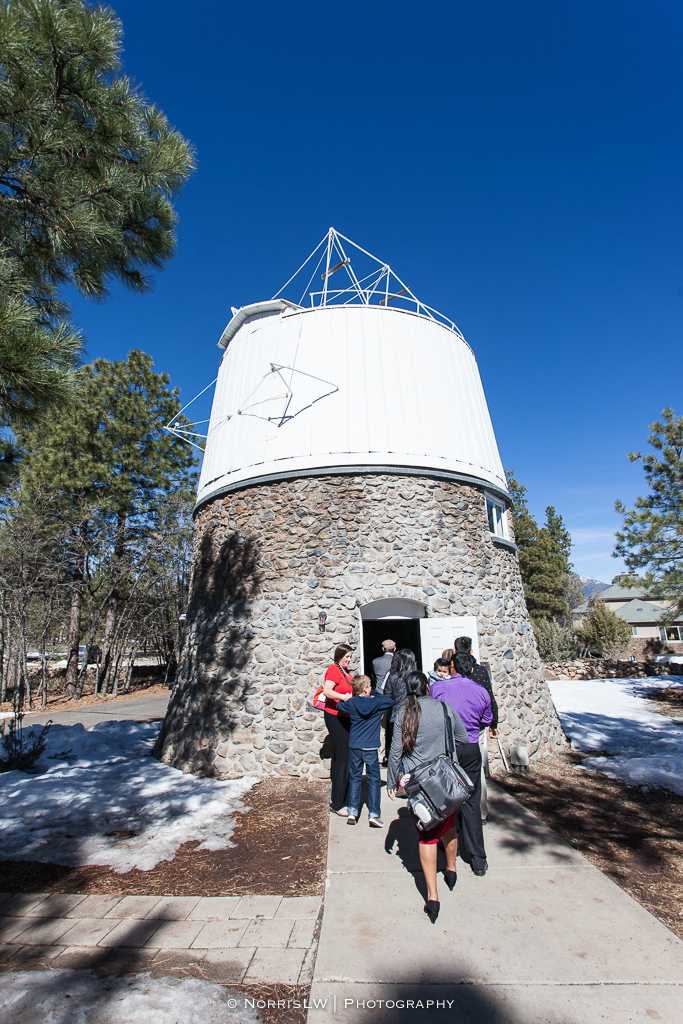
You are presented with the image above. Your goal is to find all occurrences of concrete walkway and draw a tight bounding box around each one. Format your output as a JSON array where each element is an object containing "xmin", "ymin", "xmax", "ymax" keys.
[
  {"xmin": 0, "ymin": 893, "xmax": 320, "ymax": 986},
  {"xmin": 20, "ymin": 693, "xmax": 170, "ymax": 728},
  {"xmin": 308, "ymin": 780, "xmax": 683, "ymax": 1023}
]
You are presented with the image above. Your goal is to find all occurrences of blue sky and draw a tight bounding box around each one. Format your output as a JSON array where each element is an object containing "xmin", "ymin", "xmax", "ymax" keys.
[{"xmin": 69, "ymin": 0, "xmax": 683, "ymax": 583}]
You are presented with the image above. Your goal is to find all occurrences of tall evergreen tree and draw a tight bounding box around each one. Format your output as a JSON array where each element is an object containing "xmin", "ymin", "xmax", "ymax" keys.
[
  {"xmin": 87, "ymin": 352, "xmax": 198, "ymax": 692},
  {"xmin": 504, "ymin": 469, "xmax": 536, "ymax": 547},
  {"xmin": 18, "ymin": 350, "xmax": 198, "ymax": 695},
  {"xmin": 0, "ymin": 0, "xmax": 195, "ymax": 453},
  {"xmin": 545, "ymin": 505, "xmax": 572, "ymax": 575},
  {"xmin": 614, "ymin": 408, "xmax": 683, "ymax": 619},
  {"xmin": 505, "ymin": 469, "xmax": 572, "ymax": 621}
]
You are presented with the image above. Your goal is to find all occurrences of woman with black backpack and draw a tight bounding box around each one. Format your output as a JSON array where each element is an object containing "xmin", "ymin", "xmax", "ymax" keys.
[{"xmin": 386, "ymin": 671, "xmax": 468, "ymax": 923}]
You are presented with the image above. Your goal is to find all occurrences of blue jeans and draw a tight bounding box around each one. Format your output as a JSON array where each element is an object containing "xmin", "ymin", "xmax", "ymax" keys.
[{"xmin": 347, "ymin": 748, "xmax": 381, "ymax": 819}]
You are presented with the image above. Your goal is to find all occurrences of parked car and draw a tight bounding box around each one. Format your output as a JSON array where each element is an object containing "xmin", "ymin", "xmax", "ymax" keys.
[{"xmin": 78, "ymin": 644, "xmax": 102, "ymax": 664}]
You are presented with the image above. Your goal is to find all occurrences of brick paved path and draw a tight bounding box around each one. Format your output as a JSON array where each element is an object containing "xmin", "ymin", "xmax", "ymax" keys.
[{"xmin": 0, "ymin": 892, "xmax": 320, "ymax": 984}]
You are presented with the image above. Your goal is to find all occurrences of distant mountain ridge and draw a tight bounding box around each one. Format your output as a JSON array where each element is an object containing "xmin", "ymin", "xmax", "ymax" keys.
[{"xmin": 580, "ymin": 576, "xmax": 609, "ymax": 599}]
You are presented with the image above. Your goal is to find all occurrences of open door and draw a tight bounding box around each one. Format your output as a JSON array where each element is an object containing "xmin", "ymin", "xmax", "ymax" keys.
[
  {"xmin": 419, "ymin": 616, "xmax": 480, "ymax": 672},
  {"xmin": 361, "ymin": 618, "xmax": 423, "ymax": 676}
]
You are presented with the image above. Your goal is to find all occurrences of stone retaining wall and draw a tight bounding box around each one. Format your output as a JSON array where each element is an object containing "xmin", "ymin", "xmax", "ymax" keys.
[
  {"xmin": 543, "ymin": 659, "xmax": 680, "ymax": 680},
  {"xmin": 155, "ymin": 473, "xmax": 567, "ymax": 778}
]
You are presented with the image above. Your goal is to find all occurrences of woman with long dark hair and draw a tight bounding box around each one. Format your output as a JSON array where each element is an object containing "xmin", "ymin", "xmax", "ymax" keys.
[
  {"xmin": 322, "ymin": 644, "xmax": 354, "ymax": 815},
  {"xmin": 382, "ymin": 648, "xmax": 417, "ymax": 767},
  {"xmin": 386, "ymin": 671, "xmax": 468, "ymax": 923}
]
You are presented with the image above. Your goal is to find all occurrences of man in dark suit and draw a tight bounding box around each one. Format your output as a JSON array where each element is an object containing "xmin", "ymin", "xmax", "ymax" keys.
[{"xmin": 372, "ymin": 639, "xmax": 396, "ymax": 693}]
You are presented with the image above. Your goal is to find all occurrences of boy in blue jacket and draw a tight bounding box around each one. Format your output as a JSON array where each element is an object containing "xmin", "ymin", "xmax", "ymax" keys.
[{"xmin": 338, "ymin": 674, "xmax": 394, "ymax": 827}]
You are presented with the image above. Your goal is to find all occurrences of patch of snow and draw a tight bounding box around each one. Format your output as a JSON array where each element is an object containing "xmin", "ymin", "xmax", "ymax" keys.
[
  {"xmin": 0, "ymin": 721, "xmax": 256, "ymax": 872},
  {"xmin": 547, "ymin": 677, "xmax": 683, "ymax": 797},
  {"xmin": 0, "ymin": 969, "xmax": 261, "ymax": 1024}
]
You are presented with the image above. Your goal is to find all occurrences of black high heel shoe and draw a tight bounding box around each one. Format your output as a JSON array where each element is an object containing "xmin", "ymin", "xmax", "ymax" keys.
[
  {"xmin": 444, "ymin": 870, "xmax": 457, "ymax": 891},
  {"xmin": 424, "ymin": 900, "xmax": 440, "ymax": 923}
]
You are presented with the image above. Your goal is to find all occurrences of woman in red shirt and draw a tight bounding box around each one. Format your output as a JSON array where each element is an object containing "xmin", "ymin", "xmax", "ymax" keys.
[{"xmin": 322, "ymin": 644, "xmax": 354, "ymax": 814}]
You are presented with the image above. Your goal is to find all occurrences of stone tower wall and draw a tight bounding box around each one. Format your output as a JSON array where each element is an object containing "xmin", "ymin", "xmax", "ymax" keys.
[{"xmin": 155, "ymin": 473, "xmax": 567, "ymax": 778}]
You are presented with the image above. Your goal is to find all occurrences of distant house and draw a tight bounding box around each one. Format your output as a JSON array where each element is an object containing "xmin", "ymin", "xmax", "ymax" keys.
[{"xmin": 573, "ymin": 582, "xmax": 683, "ymax": 658}]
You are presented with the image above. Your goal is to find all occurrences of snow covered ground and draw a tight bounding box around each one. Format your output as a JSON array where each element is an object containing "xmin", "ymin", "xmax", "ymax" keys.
[
  {"xmin": 0, "ymin": 721, "xmax": 256, "ymax": 872},
  {"xmin": 0, "ymin": 969, "xmax": 261, "ymax": 1024},
  {"xmin": 547, "ymin": 677, "xmax": 683, "ymax": 796}
]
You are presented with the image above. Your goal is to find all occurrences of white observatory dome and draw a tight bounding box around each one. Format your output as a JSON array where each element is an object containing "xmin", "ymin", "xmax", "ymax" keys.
[
  {"xmin": 191, "ymin": 230, "xmax": 507, "ymax": 509},
  {"xmin": 158, "ymin": 230, "xmax": 568, "ymax": 782}
]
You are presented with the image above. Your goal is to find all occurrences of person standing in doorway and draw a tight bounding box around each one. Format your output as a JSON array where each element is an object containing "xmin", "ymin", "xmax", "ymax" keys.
[
  {"xmin": 322, "ymin": 644, "xmax": 354, "ymax": 815},
  {"xmin": 373, "ymin": 639, "xmax": 396, "ymax": 766},
  {"xmin": 430, "ymin": 658, "xmax": 493, "ymax": 875},
  {"xmin": 372, "ymin": 639, "xmax": 396, "ymax": 692}
]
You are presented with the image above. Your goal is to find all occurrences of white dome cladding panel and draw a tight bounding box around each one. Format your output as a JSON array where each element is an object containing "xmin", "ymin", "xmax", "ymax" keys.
[{"xmin": 196, "ymin": 304, "xmax": 506, "ymax": 505}]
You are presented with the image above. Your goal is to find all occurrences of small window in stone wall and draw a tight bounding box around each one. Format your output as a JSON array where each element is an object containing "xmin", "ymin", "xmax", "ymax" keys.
[
  {"xmin": 486, "ymin": 495, "xmax": 506, "ymax": 538},
  {"xmin": 631, "ymin": 626, "xmax": 638, "ymax": 637},
  {"xmin": 660, "ymin": 626, "xmax": 683, "ymax": 641}
]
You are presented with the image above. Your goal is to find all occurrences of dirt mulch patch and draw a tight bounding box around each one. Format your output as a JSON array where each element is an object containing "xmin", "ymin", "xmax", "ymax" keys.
[
  {"xmin": 642, "ymin": 686, "xmax": 683, "ymax": 719},
  {"xmin": 0, "ymin": 778, "xmax": 329, "ymax": 898},
  {"xmin": 233, "ymin": 985, "xmax": 310, "ymax": 1024},
  {"xmin": 493, "ymin": 751, "xmax": 683, "ymax": 940},
  {"xmin": 1, "ymin": 681, "xmax": 171, "ymax": 719}
]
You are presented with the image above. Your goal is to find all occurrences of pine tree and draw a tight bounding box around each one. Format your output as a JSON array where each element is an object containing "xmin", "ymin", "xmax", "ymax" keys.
[
  {"xmin": 505, "ymin": 470, "xmax": 571, "ymax": 621},
  {"xmin": 15, "ymin": 372, "xmax": 104, "ymax": 692},
  {"xmin": 504, "ymin": 469, "xmax": 536, "ymax": 547},
  {"xmin": 0, "ymin": 0, "xmax": 195, "ymax": 448},
  {"xmin": 87, "ymin": 352, "xmax": 198, "ymax": 693},
  {"xmin": 614, "ymin": 409, "xmax": 683, "ymax": 619},
  {"xmin": 545, "ymin": 506, "xmax": 572, "ymax": 575},
  {"xmin": 17, "ymin": 350, "xmax": 198, "ymax": 695},
  {"xmin": 520, "ymin": 526, "xmax": 568, "ymax": 620}
]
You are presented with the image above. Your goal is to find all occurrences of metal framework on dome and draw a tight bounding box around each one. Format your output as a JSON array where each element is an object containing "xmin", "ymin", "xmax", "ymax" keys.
[
  {"xmin": 165, "ymin": 229, "xmax": 465, "ymax": 452},
  {"xmin": 272, "ymin": 227, "xmax": 465, "ymax": 339}
]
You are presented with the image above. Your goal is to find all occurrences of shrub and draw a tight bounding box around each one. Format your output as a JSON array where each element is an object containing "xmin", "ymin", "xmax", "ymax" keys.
[
  {"xmin": 575, "ymin": 599, "xmax": 633, "ymax": 660},
  {"xmin": 533, "ymin": 619, "xmax": 578, "ymax": 662},
  {"xmin": 0, "ymin": 717, "xmax": 52, "ymax": 772}
]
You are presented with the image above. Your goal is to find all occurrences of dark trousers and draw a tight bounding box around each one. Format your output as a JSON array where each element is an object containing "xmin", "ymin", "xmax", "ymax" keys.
[
  {"xmin": 383, "ymin": 719, "xmax": 394, "ymax": 764},
  {"xmin": 325, "ymin": 710, "xmax": 350, "ymax": 811},
  {"xmin": 456, "ymin": 742, "xmax": 487, "ymax": 871}
]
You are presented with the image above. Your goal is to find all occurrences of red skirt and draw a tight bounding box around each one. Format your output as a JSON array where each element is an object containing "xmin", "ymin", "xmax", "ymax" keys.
[{"xmin": 414, "ymin": 811, "xmax": 457, "ymax": 846}]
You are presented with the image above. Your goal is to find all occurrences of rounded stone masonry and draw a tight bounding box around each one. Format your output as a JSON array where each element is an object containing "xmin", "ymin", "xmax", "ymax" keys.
[{"xmin": 154, "ymin": 472, "xmax": 566, "ymax": 778}]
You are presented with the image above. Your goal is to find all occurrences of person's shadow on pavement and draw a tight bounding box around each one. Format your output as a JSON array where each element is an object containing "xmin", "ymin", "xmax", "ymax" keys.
[{"xmin": 385, "ymin": 806, "xmax": 450, "ymax": 902}]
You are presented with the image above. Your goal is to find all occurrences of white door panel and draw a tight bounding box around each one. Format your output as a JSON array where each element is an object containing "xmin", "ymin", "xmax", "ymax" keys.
[{"xmin": 419, "ymin": 617, "xmax": 480, "ymax": 672}]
